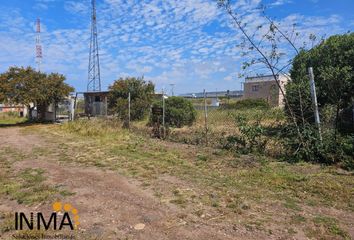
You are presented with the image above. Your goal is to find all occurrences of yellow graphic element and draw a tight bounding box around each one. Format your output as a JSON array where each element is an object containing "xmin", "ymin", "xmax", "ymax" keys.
[
  {"xmin": 63, "ymin": 203, "xmax": 72, "ymax": 211},
  {"xmin": 52, "ymin": 202, "xmax": 62, "ymax": 212},
  {"xmin": 52, "ymin": 202, "xmax": 80, "ymax": 228},
  {"xmin": 72, "ymin": 208, "xmax": 78, "ymax": 215}
]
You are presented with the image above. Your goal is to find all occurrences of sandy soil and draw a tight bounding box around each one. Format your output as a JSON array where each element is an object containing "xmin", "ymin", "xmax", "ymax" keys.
[
  {"xmin": 1, "ymin": 126, "xmax": 353, "ymax": 240},
  {"xmin": 0, "ymin": 127, "xmax": 261, "ymax": 240}
]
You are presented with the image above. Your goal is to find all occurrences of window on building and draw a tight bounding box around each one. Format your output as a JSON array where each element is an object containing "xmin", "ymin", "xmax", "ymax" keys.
[
  {"xmin": 94, "ymin": 96, "xmax": 101, "ymax": 102},
  {"xmin": 252, "ymin": 85, "xmax": 259, "ymax": 92}
]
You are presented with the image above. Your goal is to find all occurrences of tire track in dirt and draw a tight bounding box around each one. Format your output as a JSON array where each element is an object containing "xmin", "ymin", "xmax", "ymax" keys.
[{"xmin": 0, "ymin": 126, "xmax": 260, "ymax": 239}]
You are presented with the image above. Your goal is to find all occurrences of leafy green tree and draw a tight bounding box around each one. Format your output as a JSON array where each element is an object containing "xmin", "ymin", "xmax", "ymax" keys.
[
  {"xmin": 217, "ymin": 0, "xmax": 311, "ymax": 154},
  {"xmin": 0, "ymin": 66, "xmax": 74, "ymax": 119},
  {"xmin": 287, "ymin": 33, "xmax": 354, "ymax": 131},
  {"xmin": 108, "ymin": 76, "xmax": 155, "ymax": 121},
  {"xmin": 151, "ymin": 96, "xmax": 197, "ymax": 128},
  {"xmin": 37, "ymin": 72, "xmax": 74, "ymax": 119},
  {"xmin": 284, "ymin": 33, "xmax": 354, "ymax": 165}
]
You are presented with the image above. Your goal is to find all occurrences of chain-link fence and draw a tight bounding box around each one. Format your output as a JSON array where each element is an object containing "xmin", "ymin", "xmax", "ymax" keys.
[
  {"xmin": 124, "ymin": 90, "xmax": 244, "ymax": 147},
  {"xmin": 68, "ymin": 90, "xmax": 287, "ymax": 148},
  {"xmin": 67, "ymin": 85, "xmax": 354, "ymax": 155}
]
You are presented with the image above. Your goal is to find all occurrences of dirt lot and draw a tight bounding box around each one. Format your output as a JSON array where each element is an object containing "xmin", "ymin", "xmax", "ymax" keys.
[{"xmin": 0, "ymin": 123, "xmax": 353, "ymax": 240}]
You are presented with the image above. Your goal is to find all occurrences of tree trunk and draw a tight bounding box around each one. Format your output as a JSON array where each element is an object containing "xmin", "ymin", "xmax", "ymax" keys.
[
  {"xmin": 334, "ymin": 103, "xmax": 340, "ymax": 140},
  {"xmin": 298, "ymin": 87, "xmax": 305, "ymax": 126},
  {"xmin": 352, "ymin": 100, "xmax": 354, "ymax": 131},
  {"xmin": 27, "ymin": 105, "xmax": 33, "ymax": 120}
]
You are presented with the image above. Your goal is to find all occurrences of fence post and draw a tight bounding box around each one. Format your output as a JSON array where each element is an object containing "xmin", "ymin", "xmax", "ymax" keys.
[
  {"xmin": 308, "ymin": 67, "xmax": 322, "ymax": 142},
  {"xmin": 162, "ymin": 90, "xmax": 166, "ymax": 139},
  {"xmin": 72, "ymin": 93, "xmax": 78, "ymax": 121},
  {"xmin": 54, "ymin": 101, "xmax": 57, "ymax": 123},
  {"xmin": 128, "ymin": 92, "xmax": 131, "ymax": 129},
  {"xmin": 203, "ymin": 89, "xmax": 208, "ymax": 145},
  {"xmin": 105, "ymin": 95, "xmax": 108, "ymax": 117},
  {"xmin": 352, "ymin": 100, "xmax": 354, "ymax": 131}
]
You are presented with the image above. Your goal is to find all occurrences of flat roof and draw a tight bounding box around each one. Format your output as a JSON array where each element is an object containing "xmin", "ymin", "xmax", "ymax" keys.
[
  {"xmin": 80, "ymin": 91, "xmax": 110, "ymax": 95},
  {"xmin": 245, "ymin": 73, "xmax": 289, "ymax": 83}
]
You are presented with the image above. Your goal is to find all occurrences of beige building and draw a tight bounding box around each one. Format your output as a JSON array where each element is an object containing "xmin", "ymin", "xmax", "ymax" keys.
[
  {"xmin": 243, "ymin": 74, "xmax": 289, "ymax": 107},
  {"xmin": 0, "ymin": 103, "xmax": 27, "ymax": 117}
]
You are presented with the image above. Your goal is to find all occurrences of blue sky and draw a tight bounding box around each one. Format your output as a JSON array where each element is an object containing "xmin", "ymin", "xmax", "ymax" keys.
[{"xmin": 0, "ymin": 0, "xmax": 353, "ymax": 94}]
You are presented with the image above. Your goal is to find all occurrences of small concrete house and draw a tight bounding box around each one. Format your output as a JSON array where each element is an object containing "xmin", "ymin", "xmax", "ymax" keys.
[
  {"xmin": 243, "ymin": 74, "xmax": 289, "ymax": 107},
  {"xmin": 83, "ymin": 91, "xmax": 109, "ymax": 116}
]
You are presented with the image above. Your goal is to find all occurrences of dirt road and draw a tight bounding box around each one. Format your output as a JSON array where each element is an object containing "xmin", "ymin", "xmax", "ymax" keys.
[
  {"xmin": 0, "ymin": 126, "xmax": 251, "ymax": 240},
  {"xmin": 1, "ymin": 125, "xmax": 353, "ymax": 240}
]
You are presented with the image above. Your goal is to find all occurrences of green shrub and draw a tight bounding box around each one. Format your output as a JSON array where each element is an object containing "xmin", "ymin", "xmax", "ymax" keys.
[
  {"xmin": 281, "ymin": 124, "xmax": 354, "ymax": 166},
  {"xmin": 0, "ymin": 112, "xmax": 21, "ymax": 119},
  {"xmin": 221, "ymin": 114, "xmax": 267, "ymax": 154},
  {"xmin": 0, "ymin": 112, "xmax": 27, "ymax": 125},
  {"xmin": 108, "ymin": 76, "xmax": 154, "ymax": 121},
  {"xmin": 222, "ymin": 99, "xmax": 270, "ymax": 110},
  {"xmin": 287, "ymin": 33, "xmax": 354, "ymax": 134},
  {"xmin": 151, "ymin": 96, "xmax": 197, "ymax": 128}
]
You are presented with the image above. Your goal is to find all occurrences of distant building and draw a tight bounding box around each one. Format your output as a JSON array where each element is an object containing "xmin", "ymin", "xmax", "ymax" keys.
[
  {"xmin": 179, "ymin": 90, "xmax": 243, "ymax": 99},
  {"xmin": 0, "ymin": 103, "xmax": 27, "ymax": 117},
  {"xmin": 243, "ymin": 74, "xmax": 289, "ymax": 107},
  {"xmin": 83, "ymin": 91, "xmax": 109, "ymax": 116}
]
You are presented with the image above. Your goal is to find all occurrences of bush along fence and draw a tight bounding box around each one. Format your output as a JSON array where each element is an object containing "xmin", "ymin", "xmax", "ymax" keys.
[
  {"xmin": 69, "ymin": 90, "xmax": 284, "ymax": 150},
  {"xmin": 118, "ymin": 90, "xmax": 283, "ymax": 150},
  {"xmin": 71, "ymin": 87, "xmax": 354, "ymax": 170}
]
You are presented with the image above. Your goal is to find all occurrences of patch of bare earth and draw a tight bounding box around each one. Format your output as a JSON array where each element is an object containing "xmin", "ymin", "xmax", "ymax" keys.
[
  {"xmin": 0, "ymin": 127, "xmax": 354, "ymax": 240},
  {"xmin": 0, "ymin": 126, "xmax": 269, "ymax": 240}
]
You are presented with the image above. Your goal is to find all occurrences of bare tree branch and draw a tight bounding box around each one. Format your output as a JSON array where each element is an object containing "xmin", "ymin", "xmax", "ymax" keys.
[{"xmin": 217, "ymin": 0, "xmax": 309, "ymax": 154}]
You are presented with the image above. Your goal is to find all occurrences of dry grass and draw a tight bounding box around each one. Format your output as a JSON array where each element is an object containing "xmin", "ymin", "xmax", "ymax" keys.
[
  {"xmin": 0, "ymin": 147, "xmax": 72, "ymax": 206},
  {"xmin": 0, "ymin": 112, "xmax": 27, "ymax": 125},
  {"xmin": 22, "ymin": 119, "xmax": 354, "ymax": 239},
  {"xmin": 130, "ymin": 107, "xmax": 285, "ymax": 148}
]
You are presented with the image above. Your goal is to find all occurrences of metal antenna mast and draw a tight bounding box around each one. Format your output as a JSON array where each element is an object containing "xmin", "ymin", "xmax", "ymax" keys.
[
  {"xmin": 87, "ymin": 0, "xmax": 101, "ymax": 92},
  {"xmin": 169, "ymin": 83, "xmax": 175, "ymax": 96},
  {"xmin": 35, "ymin": 18, "xmax": 43, "ymax": 72}
]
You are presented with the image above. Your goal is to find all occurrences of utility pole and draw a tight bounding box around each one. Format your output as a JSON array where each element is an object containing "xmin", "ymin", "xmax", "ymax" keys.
[
  {"xmin": 162, "ymin": 88, "xmax": 166, "ymax": 139},
  {"xmin": 203, "ymin": 89, "xmax": 208, "ymax": 145},
  {"xmin": 128, "ymin": 92, "xmax": 131, "ymax": 128},
  {"xmin": 308, "ymin": 67, "xmax": 322, "ymax": 141},
  {"xmin": 170, "ymin": 84, "xmax": 175, "ymax": 96}
]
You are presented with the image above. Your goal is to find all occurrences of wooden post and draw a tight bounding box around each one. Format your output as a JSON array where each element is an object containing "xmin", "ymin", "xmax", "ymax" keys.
[
  {"xmin": 54, "ymin": 102, "xmax": 57, "ymax": 123},
  {"xmin": 162, "ymin": 90, "xmax": 166, "ymax": 139},
  {"xmin": 128, "ymin": 92, "xmax": 131, "ymax": 128},
  {"xmin": 204, "ymin": 89, "xmax": 208, "ymax": 145},
  {"xmin": 105, "ymin": 95, "xmax": 108, "ymax": 117},
  {"xmin": 308, "ymin": 67, "xmax": 322, "ymax": 141},
  {"xmin": 352, "ymin": 100, "xmax": 354, "ymax": 130}
]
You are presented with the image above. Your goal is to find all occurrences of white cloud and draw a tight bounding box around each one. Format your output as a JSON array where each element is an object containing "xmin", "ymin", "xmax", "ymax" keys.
[
  {"xmin": 224, "ymin": 75, "xmax": 233, "ymax": 81},
  {"xmin": 64, "ymin": 1, "xmax": 90, "ymax": 15},
  {"xmin": 33, "ymin": 0, "xmax": 57, "ymax": 10},
  {"xmin": 0, "ymin": 0, "xmax": 349, "ymax": 93},
  {"xmin": 270, "ymin": 0, "xmax": 292, "ymax": 6}
]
